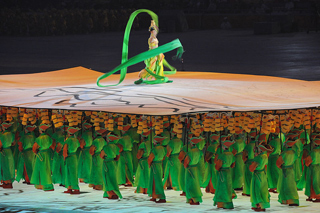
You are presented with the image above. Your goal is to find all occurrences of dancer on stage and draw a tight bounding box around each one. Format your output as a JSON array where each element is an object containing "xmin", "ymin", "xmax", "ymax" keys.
[
  {"xmin": 276, "ymin": 133, "xmax": 300, "ymax": 206},
  {"xmin": 51, "ymin": 125, "xmax": 66, "ymax": 186},
  {"xmin": 184, "ymin": 135, "xmax": 204, "ymax": 205},
  {"xmin": 148, "ymin": 135, "xmax": 167, "ymax": 203},
  {"xmin": 63, "ymin": 127, "xmax": 80, "ymax": 194},
  {"xmin": 78, "ymin": 122, "xmax": 93, "ymax": 183},
  {"xmin": 213, "ymin": 136, "xmax": 237, "ymax": 209},
  {"xmin": 100, "ymin": 132, "xmax": 122, "ymax": 199},
  {"xmin": 89, "ymin": 128, "xmax": 107, "ymax": 190},
  {"xmin": 0, "ymin": 121, "xmax": 15, "ymax": 188},
  {"xmin": 242, "ymin": 130, "xmax": 257, "ymax": 196},
  {"xmin": 231, "ymin": 130, "xmax": 246, "ymax": 190},
  {"xmin": 31, "ymin": 124, "xmax": 54, "ymax": 191},
  {"xmin": 135, "ymin": 131, "xmax": 151, "ymax": 194},
  {"xmin": 117, "ymin": 124, "xmax": 134, "ymax": 186},
  {"xmin": 249, "ymin": 144, "xmax": 271, "ymax": 212},
  {"xmin": 267, "ymin": 131, "xmax": 282, "ymax": 193},
  {"xmin": 204, "ymin": 133, "xmax": 219, "ymax": 194},
  {"xmin": 16, "ymin": 124, "xmax": 36, "ymax": 184},
  {"xmin": 163, "ymin": 132, "xmax": 183, "ymax": 191},
  {"xmin": 305, "ymin": 137, "xmax": 320, "ymax": 202}
]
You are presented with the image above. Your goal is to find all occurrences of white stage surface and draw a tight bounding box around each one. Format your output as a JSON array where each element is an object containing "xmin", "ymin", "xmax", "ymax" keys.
[
  {"xmin": 1, "ymin": 67, "xmax": 320, "ymax": 115},
  {"xmin": 0, "ymin": 182, "xmax": 318, "ymax": 212}
]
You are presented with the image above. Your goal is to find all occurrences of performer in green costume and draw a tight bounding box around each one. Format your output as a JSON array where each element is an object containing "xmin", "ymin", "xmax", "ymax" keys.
[
  {"xmin": 0, "ymin": 122, "xmax": 15, "ymax": 188},
  {"xmin": 184, "ymin": 136, "xmax": 204, "ymax": 205},
  {"xmin": 249, "ymin": 144, "xmax": 271, "ymax": 212},
  {"xmin": 276, "ymin": 133, "xmax": 300, "ymax": 206},
  {"xmin": 196, "ymin": 136, "xmax": 209, "ymax": 188},
  {"xmin": 89, "ymin": 128, "xmax": 107, "ymax": 190},
  {"xmin": 31, "ymin": 124, "xmax": 54, "ymax": 191},
  {"xmin": 204, "ymin": 134, "xmax": 219, "ymax": 194},
  {"xmin": 297, "ymin": 130, "xmax": 310, "ymax": 190},
  {"xmin": 163, "ymin": 133, "xmax": 183, "ymax": 191},
  {"xmin": 63, "ymin": 127, "xmax": 81, "ymax": 194},
  {"xmin": 292, "ymin": 129, "xmax": 304, "ymax": 186},
  {"xmin": 242, "ymin": 130, "xmax": 257, "ymax": 196},
  {"xmin": 51, "ymin": 125, "xmax": 66, "ymax": 186},
  {"xmin": 178, "ymin": 141, "xmax": 192, "ymax": 196},
  {"xmin": 231, "ymin": 131, "xmax": 246, "ymax": 190},
  {"xmin": 16, "ymin": 125, "xmax": 36, "ymax": 184},
  {"xmin": 78, "ymin": 122, "xmax": 93, "ymax": 183},
  {"xmin": 213, "ymin": 136, "xmax": 237, "ymax": 209},
  {"xmin": 305, "ymin": 137, "xmax": 320, "ymax": 202},
  {"xmin": 147, "ymin": 135, "xmax": 167, "ymax": 203},
  {"xmin": 135, "ymin": 132, "xmax": 151, "ymax": 194},
  {"xmin": 117, "ymin": 124, "xmax": 134, "ymax": 186},
  {"xmin": 267, "ymin": 131, "xmax": 283, "ymax": 193},
  {"xmin": 100, "ymin": 132, "xmax": 122, "ymax": 199}
]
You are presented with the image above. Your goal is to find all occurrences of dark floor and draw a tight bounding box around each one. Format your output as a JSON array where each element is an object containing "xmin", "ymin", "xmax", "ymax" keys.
[{"xmin": 0, "ymin": 29, "xmax": 319, "ymax": 81}]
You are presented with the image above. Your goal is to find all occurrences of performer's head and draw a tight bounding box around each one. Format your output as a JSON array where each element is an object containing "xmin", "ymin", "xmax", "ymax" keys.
[{"xmin": 149, "ymin": 20, "xmax": 159, "ymax": 35}]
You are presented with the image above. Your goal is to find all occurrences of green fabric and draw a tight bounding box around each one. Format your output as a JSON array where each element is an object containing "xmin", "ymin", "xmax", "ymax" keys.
[
  {"xmin": 293, "ymin": 139, "xmax": 303, "ymax": 183},
  {"xmin": 51, "ymin": 131, "xmax": 66, "ymax": 185},
  {"xmin": 96, "ymin": 9, "xmax": 183, "ymax": 87},
  {"xmin": 134, "ymin": 142, "xmax": 150, "ymax": 192},
  {"xmin": 305, "ymin": 146, "xmax": 320, "ymax": 197},
  {"xmin": 65, "ymin": 154, "xmax": 79, "ymax": 190},
  {"xmin": 78, "ymin": 129, "xmax": 93, "ymax": 182},
  {"xmin": 0, "ymin": 148, "xmax": 15, "ymax": 182},
  {"xmin": 243, "ymin": 141, "xmax": 255, "ymax": 195},
  {"xmin": 250, "ymin": 153, "xmax": 270, "ymax": 209},
  {"xmin": 31, "ymin": 149, "xmax": 53, "ymax": 188},
  {"xmin": 179, "ymin": 144, "xmax": 191, "ymax": 192},
  {"xmin": 277, "ymin": 147, "xmax": 299, "ymax": 205},
  {"xmin": 117, "ymin": 134, "xmax": 134, "ymax": 185},
  {"xmin": 206, "ymin": 141, "xmax": 219, "ymax": 190},
  {"xmin": 36, "ymin": 133, "xmax": 53, "ymax": 150},
  {"xmin": 147, "ymin": 144, "xmax": 167, "ymax": 199},
  {"xmin": 213, "ymin": 150, "xmax": 237, "ymax": 209},
  {"xmin": 89, "ymin": 136, "xmax": 107, "ymax": 185},
  {"xmin": 231, "ymin": 136, "xmax": 245, "ymax": 189},
  {"xmin": 267, "ymin": 136, "xmax": 281, "ymax": 189},
  {"xmin": 186, "ymin": 147, "xmax": 203, "ymax": 203},
  {"xmin": 1, "ymin": 131, "xmax": 14, "ymax": 148},
  {"xmin": 163, "ymin": 137, "xmax": 183, "ymax": 190},
  {"xmin": 102, "ymin": 143, "xmax": 122, "ymax": 198}
]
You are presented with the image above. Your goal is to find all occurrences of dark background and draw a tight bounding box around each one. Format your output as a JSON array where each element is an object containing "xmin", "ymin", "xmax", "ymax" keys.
[{"xmin": 0, "ymin": 0, "xmax": 319, "ymax": 80}]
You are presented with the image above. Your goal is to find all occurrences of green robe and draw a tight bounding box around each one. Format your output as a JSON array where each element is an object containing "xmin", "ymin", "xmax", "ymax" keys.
[
  {"xmin": 102, "ymin": 143, "xmax": 122, "ymax": 198},
  {"xmin": 196, "ymin": 138, "xmax": 209, "ymax": 188},
  {"xmin": 117, "ymin": 133, "xmax": 134, "ymax": 185},
  {"xmin": 128, "ymin": 127, "xmax": 141, "ymax": 175},
  {"xmin": 305, "ymin": 146, "xmax": 320, "ymax": 198},
  {"xmin": 65, "ymin": 136, "xmax": 80, "ymax": 190},
  {"xmin": 293, "ymin": 139, "xmax": 303, "ymax": 184},
  {"xmin": 213, "ymin": 149, "xmax": 237, "ymax": 209},
  {"xmin": 251, "ymin": 152, "xmax": 270, "ymax": 209},
  {"xmin": 89, "ymin": 136, "xmax": 107, "ymax": 186},
  {"xmin": 297, "ymin": 143, "xmax": 311, "ymax": 190},
  {"xmin": 161, "ymin": 129, "xmax": 171, "ymax": 173},
  {"xmin": 78, "ymin": 129, "xmax": 93, "ymax": 183},
  {"xmin": 206, "ymin": 140, "xmax": 219, "ymax": 191},
  {"xmin": 134, "ymin": 142, "xmax": 150, "ymax": 192},
  {"xmin": 51, "ymin": 130, "xmax": 66, "ymax": 185},
  {"xmin": 179, "ymin": 144, "xmax": 191, "ymax": 192},
  {"xmin": 186, "ymin": 146, "xmax": 203, "ymax": 203},
  {"xmin": 0, "ymin": 130, "xmax": 15, "ymax": 182},
  {"xmin": 231, "ymin": 134, "xmax": 245, "ymax": 189},
  {"xmin": 16, "ymin": 131, "xmax": 36, "ymax": 182},
  {"xmin": 243, "ymin": 141, "xmax": 255, "ymax": 195},
  {"xmin": 147, "ymin": 144, "xmax": 167, "ymax": 199},
  {"xmin": 31, "ymin": 133, "xmax": 53, "ymax": 190},
  {"xmin": 277, "ymin": 147, "xmax": 299, "ymax": 205},
  {"xmin": 163, "ymin": 137, "xmax": 183, "ymax": 190},
  {"xmin": 267, "ymin": 135, "xmax": 281, "ymax": 189}
]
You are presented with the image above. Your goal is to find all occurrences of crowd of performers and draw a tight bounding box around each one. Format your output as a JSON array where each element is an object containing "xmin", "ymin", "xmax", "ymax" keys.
[{"xmin": 1, "ymin": 107, "xmax": 320, "ymax": 211}]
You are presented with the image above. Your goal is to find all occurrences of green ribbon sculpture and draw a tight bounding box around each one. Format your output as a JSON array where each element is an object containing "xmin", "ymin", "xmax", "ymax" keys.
[{"xmin": 97, "ymin": 9, "xmax": 184, "ymax": 87}]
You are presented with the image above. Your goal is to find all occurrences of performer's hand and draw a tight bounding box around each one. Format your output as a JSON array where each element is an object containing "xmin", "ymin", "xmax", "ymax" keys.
[
  {"xmin": 276, "ymin": 156, "xmax": 284, "ymax": 169},
  {"xmin": 32, "ymin": 143, "xmax": 39, "ymax": 154},
  {"xmin": 115, "ymin": 154, "xmax": 120, "ymax": 161},
  {"xmin": 56, "ymin": 143, "xmax": 62, "ymax": 153},
  {"xmin": 100, "ymin": 150, "xmax": 106, "ymax": 159},
  {"xmin": 79, "ymin": 139, "xmax": 86, "ymax": 149},
  {"xmin": 178, "ymin": 151, "xmax": 186, "ymax": 162},
  {"xmin": 249, "ymin": 162, "xmax": 258, "ymax": 172},
  {"xmin": 232, "ymin": 149, "xmax": 237, "ymax": 156},
  {"xmin": 18, "ymin": 142, "xmax": 23, "ymax": 152},
  {"xmin": 63, "ymin": 144, "xmax": 68, "ymax": 160},
  {"xmin": 89, "ymin": 145, "xmax": 96, "ymax": 156},
  {"xmin": 137, "ymin": 149, "xmax": 144, "ymax": 159},
  {"xmin": 305, "ymin": 156, "xmax": 312, "ymax": 167}
]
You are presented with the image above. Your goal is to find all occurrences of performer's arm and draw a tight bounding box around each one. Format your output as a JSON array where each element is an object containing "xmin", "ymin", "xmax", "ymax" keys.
[
  {"xmin": 148, "ymin": 152, "xmax": 155, "ymax": 167},
  {"xmin": 276, "ymin": 155, "xmax": 284, "ymax": 169}
]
